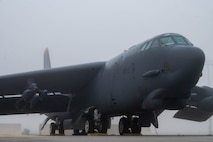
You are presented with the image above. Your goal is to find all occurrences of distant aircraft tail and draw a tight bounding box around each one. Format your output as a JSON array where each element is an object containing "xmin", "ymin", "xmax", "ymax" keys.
[{"xmin": 44, "ymin": 48, "xmax": 51, "ymax": 69}]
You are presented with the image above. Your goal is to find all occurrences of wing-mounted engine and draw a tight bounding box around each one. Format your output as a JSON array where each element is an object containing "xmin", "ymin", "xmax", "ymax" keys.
[
  {"xmin": 0, "ymin": 82, "xmax": 70, "ymax": 115},
  {"xmin": 16, "ymin": 82, "xmax": 48, "ymax": 110},
  {"xmin": 174, "ymin": 86, "xmax": 213, "ymax": 121},
  {"xmin": 192, "ymin": 86, "xmax": 213, "ymax": 112}
]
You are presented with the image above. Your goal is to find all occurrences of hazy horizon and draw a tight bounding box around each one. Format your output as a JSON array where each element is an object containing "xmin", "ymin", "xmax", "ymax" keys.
[{"xmin": 0, "ymin": 0, "xmax": 213, "ymax": 134}]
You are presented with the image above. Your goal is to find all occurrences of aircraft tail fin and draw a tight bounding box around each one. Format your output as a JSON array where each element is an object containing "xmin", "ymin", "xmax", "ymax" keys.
[{"xmin": 44, "ymin": 48, "xmax": 51, "ymax": 69}]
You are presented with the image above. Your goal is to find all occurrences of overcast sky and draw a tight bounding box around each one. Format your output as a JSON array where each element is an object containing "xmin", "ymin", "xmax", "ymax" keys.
[{"xmin": 0, "ymin": 0, "xmax": 213, "ymax": 134}]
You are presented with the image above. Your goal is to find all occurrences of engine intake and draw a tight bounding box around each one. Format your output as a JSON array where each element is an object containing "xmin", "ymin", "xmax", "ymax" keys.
[{"xmin": 16, "ymin": 83, "xmax": 48, "ymax": 110}]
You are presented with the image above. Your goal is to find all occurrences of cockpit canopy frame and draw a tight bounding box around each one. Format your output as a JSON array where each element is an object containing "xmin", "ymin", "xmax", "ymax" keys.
[{"xmin": 140, "ymin": 33, "xmax": 193, "ymax": 52}]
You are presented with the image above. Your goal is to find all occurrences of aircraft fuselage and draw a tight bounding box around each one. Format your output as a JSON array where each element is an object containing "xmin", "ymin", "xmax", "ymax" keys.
[{"xmin": 71, "ymin": 33, "xmax": 205, "ymax": 119}]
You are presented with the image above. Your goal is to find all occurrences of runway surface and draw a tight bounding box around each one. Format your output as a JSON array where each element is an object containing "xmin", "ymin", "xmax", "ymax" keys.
[{"xmin": 0, "ymin": 135, "xmax": 213, "ymax": 142}]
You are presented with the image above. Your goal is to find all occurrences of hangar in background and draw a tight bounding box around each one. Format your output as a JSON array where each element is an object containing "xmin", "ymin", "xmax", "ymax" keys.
[{"xmin": 0, "ymin": 124, "xmax": 21, "ymax": 135}]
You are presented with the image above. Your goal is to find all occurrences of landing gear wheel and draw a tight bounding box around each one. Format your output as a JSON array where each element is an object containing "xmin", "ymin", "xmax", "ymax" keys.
[
  {"xmin": 119, "ymin": 117, "xmax": 129, "ymax": 135},
  {"xmin": 99, "ymin": 118, "xmax": 108, "ymax": 133},
  {"xmin": 84, "ymin": 119, "xmax": 94, "ymax": 135},
  {"xmin": 131, "ymin": 118, "xmax": 141, "ymax": 134},
  {"xmin": 50, "ymin": 123, "xmax": 56, "ymax": 136},
  {"xmin": 58, "ymin": 122, "xmax": 64, "ymax": 135}
]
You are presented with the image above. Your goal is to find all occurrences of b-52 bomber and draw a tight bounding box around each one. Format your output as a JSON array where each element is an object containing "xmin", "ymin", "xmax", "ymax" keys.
[{"xmin": 0, "ymin": 33, "xmax": 212, "ymax": 135}]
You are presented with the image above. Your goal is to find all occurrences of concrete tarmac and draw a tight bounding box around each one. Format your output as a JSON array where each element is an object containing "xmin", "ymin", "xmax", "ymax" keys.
[{"xmin": 0, "ymin": 135, "xmax": 213, "ymax": 142}]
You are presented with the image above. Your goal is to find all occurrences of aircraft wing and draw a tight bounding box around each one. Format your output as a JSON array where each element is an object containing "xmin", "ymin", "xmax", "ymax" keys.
[
  {"xmin": 174, "ymin": 86, "xmax": 213, "ymax": 121},
  {"xmin": 0, "ymin": 94, "xmax": 70, "ymax": 115},
  {"xmin": 0, "ymin": 62, "xmax": 105, "ymax": 115}
]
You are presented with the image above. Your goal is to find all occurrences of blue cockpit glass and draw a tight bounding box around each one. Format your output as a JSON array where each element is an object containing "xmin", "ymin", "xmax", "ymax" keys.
[
  {"xmin": 159, "ymin": 36, "xmax": 193, "ymax": 47},
  {"xmin": 140, "ymin": 34, "xmax": 193, "ymax": 52},
  {"xmin": 173, "ymin": 36, "xmax": 187, "ymax": 45},
  {"xmin": 160, "ymin": 37, "xmax": 175, "ymax": 46}
]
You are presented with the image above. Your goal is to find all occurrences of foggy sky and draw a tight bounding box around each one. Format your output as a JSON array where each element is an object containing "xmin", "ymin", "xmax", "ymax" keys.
[{"xmin": 0, "ymin": 0, "xmax": 213, "ymax": 134}]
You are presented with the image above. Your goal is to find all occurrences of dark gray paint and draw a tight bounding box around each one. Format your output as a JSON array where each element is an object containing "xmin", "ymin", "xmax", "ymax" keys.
[{"xmin": 0, "ymin": 33, "xmax": 209, "ymax": 130}]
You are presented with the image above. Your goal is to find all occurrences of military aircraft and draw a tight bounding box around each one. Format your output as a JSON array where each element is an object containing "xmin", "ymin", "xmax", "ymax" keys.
[{"xmin": 0, "ymin": 33, "xmax": 212, "ymax": 135}]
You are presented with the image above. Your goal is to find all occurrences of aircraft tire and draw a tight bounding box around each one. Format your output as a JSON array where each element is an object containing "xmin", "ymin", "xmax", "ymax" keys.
[
  {"xmin": 99, "ymin": 119, "xmax": 108, "ymax": 133},
  {"xmin": 50, "ymin": 123, "xmax": 56, "ymax": 136},
  {"xmin": 119, "ymin": 117, "xmax": 129, "ymax": 135},
  {"xmin": 58, "ymin": 122, "xmax": 64, "ymax": 135},
  {"xmin": 84, "ymin": 119, "xmax": 94, "ymax": 134},
  {"xmin": 131, "ymin": 118, "xmax": 141, "ymax": 134}
]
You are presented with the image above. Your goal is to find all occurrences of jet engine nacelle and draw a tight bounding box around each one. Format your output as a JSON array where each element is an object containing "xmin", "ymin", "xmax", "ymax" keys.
[
  {"xmin": 192, "ymin": 86, "xmax": 213, "ymax": 112},
  {"xmin": 39, "ymin": 89, "xmax": 48, "ymax": 101},
  {"xmin": 198, "ymin": 96, "xmax": 213, "ymax": 112},
  {"xmin": 22, "ymin": 89, "xmax": 35, "ymax": 102},
  {"xmin": 19, "ymin": 86, "xmax": 48, "ymax": 109},
  {"xmin": 29, "ymin": 90, "xmax": 48, "ymax": 108}
]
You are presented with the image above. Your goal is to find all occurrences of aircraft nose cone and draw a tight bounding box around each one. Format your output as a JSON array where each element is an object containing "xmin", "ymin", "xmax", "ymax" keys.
[
  {"xmin": 167, "ymin": 46, "xmax": 205, "ymax": 95},
  {"xmin": 169, "ymin": 46, "xmax": 205, "ymax": 73}
]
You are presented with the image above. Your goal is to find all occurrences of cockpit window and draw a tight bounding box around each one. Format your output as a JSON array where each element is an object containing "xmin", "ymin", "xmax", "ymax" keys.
[
  {"xmin": 141, "ymin": 42, "xmax": 148, "ymax": 51},
  {"xmin": 146, "ymin": 40, "xmax": 153, "ymax": 49},
  {"xmin": 160, "ymin": 37, "xmax": 175, "ymax": 46},
  {"xmin": 150, "ymin": 39, "xmax": 159, "ymax": 48},
  {"xmin": 183, "ymin": 37, "xmax": 193, "ymax": 45},
  {"xmin": 173, "ymin": 36, "xmax": 188, "ymax": 45},
  {"xmin": 140, "ymin": 34, "xmax": 194, "ymax": 53},
  {"xmin": 141, "ymin": 40, "xmax": 153, "ymax": 51}
]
